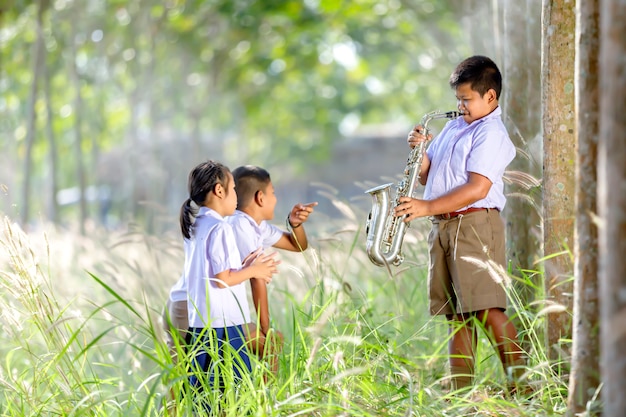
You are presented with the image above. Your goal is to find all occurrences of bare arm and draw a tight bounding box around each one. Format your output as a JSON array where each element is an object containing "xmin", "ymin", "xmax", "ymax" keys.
[
  {"xmin": 419, "ymin": 152, "xmax": 431, "ymax": 185},
  {"xmin": 247, "ymin": 203, "xmax": 317, "ymax": 336},
  {"xmin": 394, "ymin": 172, "xmax": 493, "ymax": 221},
  {"xmin": 250, "ymin": 278, "xmax": 270, "ymax": 334},
  {"xmin": 273, "ymin": 202, "xmax": 317, "ymax": 252},
  {"xmin": 214, "ymin": 251, "xmax": 279, "ymax": 288}
]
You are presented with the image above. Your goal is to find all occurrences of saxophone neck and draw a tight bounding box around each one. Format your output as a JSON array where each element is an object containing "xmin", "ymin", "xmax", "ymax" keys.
[{"xmin": 420, "ymin": 110, "xmax": 463, "ymax": 132}]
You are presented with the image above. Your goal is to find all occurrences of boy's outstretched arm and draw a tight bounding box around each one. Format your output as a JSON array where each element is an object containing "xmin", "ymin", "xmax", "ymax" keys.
[{"xmin": 274, "ymin": 202, "xmax": 317, "ymax": 252}]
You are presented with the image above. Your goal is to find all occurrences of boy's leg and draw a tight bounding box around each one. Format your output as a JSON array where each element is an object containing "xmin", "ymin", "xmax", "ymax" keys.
[
  {"xmin": 264, "ymin": 328, "xmax": 284, "ymax": 376},
  {"xmin": 244, "ymin": 323, "xmax": 283, "ymax": 378},
  {"xmin": 445, "ymin": 211, "xmax": 521, "ymax": 390},
  {"xmin": 448, "ymin": 314, "xmax": 477, "ymax": 391},
  {"xmin": 475, "ymin": 308, "xmax": 525, "ymax": 390},
  {"xmin": 244, "ymin": 322, "xmax": 267, "ymax": 358},
  {"xmin": 429, "ymin": 220, "xmax": 476, "ymax": 390},
  {"xmin": 248, "ymin": 276, "xmax": 285, "ymax": 378}
]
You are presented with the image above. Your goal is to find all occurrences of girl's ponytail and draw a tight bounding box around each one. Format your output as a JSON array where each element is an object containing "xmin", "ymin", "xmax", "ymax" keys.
[
  {"xmin": 179, "ymin": 160, "xmax": 230, "ymax": 239},
  {"xmin": 179, "ymin": 198, "xmax": 198, "ymax": 239}
]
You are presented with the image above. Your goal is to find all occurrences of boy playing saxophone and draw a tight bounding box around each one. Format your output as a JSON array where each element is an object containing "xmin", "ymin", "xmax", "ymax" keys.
[{"xmin": 394, "ymin": 55, "xmax": 526, "ymax": 394}]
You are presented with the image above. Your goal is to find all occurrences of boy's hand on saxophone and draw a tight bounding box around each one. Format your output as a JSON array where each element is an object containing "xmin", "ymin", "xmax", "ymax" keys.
[
  {"xmin": 407, "ymin": 125, "xmax": 433, "ymax": 149},
  {"xmin": 394, "ymin": 197, "xmax": 430, "ymax": 222},
  {"xmin": 407, "ymin": 125, "xmax": 433, "ymax": 185}
]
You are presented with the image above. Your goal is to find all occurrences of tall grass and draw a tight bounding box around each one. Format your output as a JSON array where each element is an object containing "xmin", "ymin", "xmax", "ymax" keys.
[{"xmin": 0, "ymin": 208, "xmax": 572, "ymax": 416}]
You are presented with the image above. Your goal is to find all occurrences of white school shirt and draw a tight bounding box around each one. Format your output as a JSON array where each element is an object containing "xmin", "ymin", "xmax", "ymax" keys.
[
  {"xmin": 424, "ymin": 106, "xmax": 515, "ymax": 212},
  {"xmin": 185, "ymin": 207, "xmax": 251, "ymax": 328},
  {"xmin": 168, "ymin": 240, "xmax": 190, "ymax": 303},
  {"xmin": 168, "ymin": 211, "xmax": 284, "ymax": 303},
  {"xmin": 168, "ymin": 274, "xmax": 187, "ymax": 303},
  {"xmin": 227, "ymin": 210, "xmax": 284, "ymax": 261}
]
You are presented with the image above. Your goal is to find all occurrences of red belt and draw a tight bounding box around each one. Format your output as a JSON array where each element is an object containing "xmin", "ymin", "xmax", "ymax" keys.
[{"xmin": 435, "ymin": 207, "xmax": 497, "ymax": 220}]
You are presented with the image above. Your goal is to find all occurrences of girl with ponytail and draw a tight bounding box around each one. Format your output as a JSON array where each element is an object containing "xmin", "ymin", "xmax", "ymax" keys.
[{"xmin": 175, "ymin": 160, "xmax": 279, "ymax": 410}]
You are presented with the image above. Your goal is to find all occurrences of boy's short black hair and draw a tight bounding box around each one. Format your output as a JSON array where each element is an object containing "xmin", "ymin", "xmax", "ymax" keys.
[
  {"xmin": 232, "ymin": 165, "xmax": 272, "ymax": 209},
  {"xmin": 449, "ymin": 55, "xmax": 502, "ymax": 99}
]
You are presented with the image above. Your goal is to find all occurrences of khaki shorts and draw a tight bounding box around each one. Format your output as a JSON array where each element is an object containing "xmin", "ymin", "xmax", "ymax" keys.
[{"xmin": 428, "ymin": 208, "xmax": 508, "ymax": 316}]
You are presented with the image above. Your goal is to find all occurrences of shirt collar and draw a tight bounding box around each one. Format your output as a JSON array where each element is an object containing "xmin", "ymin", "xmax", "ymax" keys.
[
  {"xmin": 460, "ymin": 105, "xmax": 501, "ymax": 128},
  {"xmin": 198, "ymin": 206, "xmax": 224, "ymax": 220},
  {"xmin": 234, "ymin": 210, "xmax": 260, "ymax": 227}
]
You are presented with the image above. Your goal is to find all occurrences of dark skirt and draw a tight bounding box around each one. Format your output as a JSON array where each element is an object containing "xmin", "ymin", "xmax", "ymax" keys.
[{"xmin": 187, "ymin": 325, "xmax": 252, "ymax": 390}]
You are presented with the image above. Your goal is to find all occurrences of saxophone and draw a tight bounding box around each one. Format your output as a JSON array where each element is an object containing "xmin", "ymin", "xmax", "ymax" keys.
[{"xmin": 364, "ymin": 110, "xmax": 462, "ymax": 267}]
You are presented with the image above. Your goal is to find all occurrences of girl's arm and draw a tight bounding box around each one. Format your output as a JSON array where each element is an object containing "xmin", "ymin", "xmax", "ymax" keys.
[{"xmin": 214, "ymin": 251, "xmax": 279, "ymax": 288}]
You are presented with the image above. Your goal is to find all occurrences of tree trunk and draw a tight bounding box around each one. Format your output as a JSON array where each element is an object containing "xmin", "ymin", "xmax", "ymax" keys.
[
  {"xmin": 144, "ymin": 6, "xmax": 168, "ymax": 234},
  {"xmin": 460, "ymin": 0, "xmax": 498, "ymax": 57},
  {"xmin": 566, "ymin": 1, "xmax": 601, "ymax": 415},
  {"xmin": 43, "ymin": 55, "xmax": 59, "ymax": 224},
  {"xmin": 541, "ymin": 0, "xmax": 576, "ymax": 362},
  {"xmin": 598, "ymin": 0, "xmax": 626, "ymax": 415},
  {"xmin": 69, "ymin": 14, "xmax": 87, "ymax": 235},
  {"xmin": 501, "ymin": 0, "xmax": 542, "ymax": 318},
  {"xmin": 126, "ymin": 2, "xmax": 146, "ymax": 224},
  {"xmin": 20, "ymin": 0, "xmax": 46, "ymax": 228}
]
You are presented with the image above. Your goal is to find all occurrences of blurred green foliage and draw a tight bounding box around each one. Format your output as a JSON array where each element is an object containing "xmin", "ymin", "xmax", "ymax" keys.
[{"xmin": 1, "ymin": 0, "xmax": 472, "ymax": 229}]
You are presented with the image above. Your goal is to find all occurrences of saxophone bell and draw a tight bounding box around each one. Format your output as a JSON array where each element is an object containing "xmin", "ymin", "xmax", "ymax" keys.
[{"xmin": 364, "ymin": 110, "xmax": 462, "ymax": 267}]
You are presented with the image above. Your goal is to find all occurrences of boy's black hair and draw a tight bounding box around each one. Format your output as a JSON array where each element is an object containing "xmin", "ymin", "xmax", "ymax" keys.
[
  {"xmin": 449, "ymin": 55, "xmax": 502, "ymax": 99},
  {"xmin": 232, "ymin": 165, "xmax": 271, "ymax": 209}
]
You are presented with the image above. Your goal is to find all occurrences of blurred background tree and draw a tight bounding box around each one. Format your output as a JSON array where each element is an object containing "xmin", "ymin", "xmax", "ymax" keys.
[{"xmin": 1, "ymin": 0, "xmax": 483, "ymax": 233}]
